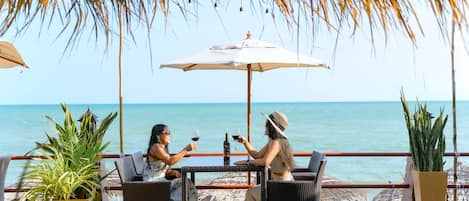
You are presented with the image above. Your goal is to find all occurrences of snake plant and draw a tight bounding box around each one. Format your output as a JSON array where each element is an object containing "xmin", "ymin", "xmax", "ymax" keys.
[{"xmin": 401, "ymin": 92, "xmax": 447, "ymax": 172}]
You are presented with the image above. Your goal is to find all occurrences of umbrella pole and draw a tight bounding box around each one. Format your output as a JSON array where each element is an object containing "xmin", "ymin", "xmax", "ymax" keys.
[
  {"xmin": 247, "ymin": 64, "xmax": 252, "ymax": 142},
  {"xmin": 247, "ymin": 64, "xmax": 252, "ymax": 186},
  {"xmin": 118, "ymin": 3, "xmax": 124, "ymax": 156}
]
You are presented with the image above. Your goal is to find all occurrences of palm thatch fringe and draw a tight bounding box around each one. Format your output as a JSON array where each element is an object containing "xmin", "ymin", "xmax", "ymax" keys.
[{"xmin": 0, "ymin": 0, "xmax": 466, "ymax": 50}]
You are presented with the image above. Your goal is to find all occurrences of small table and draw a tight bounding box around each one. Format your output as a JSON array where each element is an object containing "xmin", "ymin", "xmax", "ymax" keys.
[{"xmin": 181, "ymin": 156, "xmax": 268, "ymax": 201}]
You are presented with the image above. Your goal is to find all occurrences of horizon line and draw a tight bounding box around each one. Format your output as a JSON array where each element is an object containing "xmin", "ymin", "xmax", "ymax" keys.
[{"xmin": 1, "ymin": 99, "xmax": 468, "ymax": 106}]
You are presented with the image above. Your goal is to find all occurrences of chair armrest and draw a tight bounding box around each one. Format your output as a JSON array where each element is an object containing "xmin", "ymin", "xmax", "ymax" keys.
[
  {"xmin": 292, "ymin": 172, "xmax": 317, "ymax": 181},
  {"xmin": 292, "ymin": 168, "xmax": 312, "ymax": 173},
  {"xmin": 171, "ymin": 167, "xmax": 181, "ymax": 172},
  {"xmin": 124, "ymin": 180, "xmax": 172, "ymax": 185}
]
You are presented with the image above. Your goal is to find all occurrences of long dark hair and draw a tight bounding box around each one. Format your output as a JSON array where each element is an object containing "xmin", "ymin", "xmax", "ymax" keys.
[
  {"xmin": 146, "ymin": 124, "xmax": 169, "ymax": 163},
  {"xmin": 266, "ymin": 115, "xmax": 295, "ymax": 170}
]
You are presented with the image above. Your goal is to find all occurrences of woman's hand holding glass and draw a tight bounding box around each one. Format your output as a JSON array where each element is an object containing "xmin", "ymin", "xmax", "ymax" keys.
[
  {"xmin": 234, "ymin": 136, "xmax": 247, "ymax": 144},
  {"xmin": 185, "ymin": 142, "xmax": 197, "ymax": 152}
]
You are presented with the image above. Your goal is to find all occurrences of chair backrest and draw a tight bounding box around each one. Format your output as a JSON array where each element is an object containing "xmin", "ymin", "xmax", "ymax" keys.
[
  {"xmin": 0, "ymin": 156, "xmax": 11, "ymax": 201},
  {"xmin": 122, "ymin": 181, "xmax": 171, "ymax": 201},
  {"xmin": 267, "ymin": 159, "xmax": 327, "ymax": 201},
  {"xmin": 115, "ymin": 157, "xmax": 171, "ymax": 201},
  {"xmin": 313, "ymin": 159, "xmax": 327, "ymax": 195},
  {"xmin": 307, "ymin": 151, "xmax": 325, "ymax": 173},
  {"xmin": 115, "ymin": 156, "xmax": 138, "ymax": 183},
  {"xmin": 131, "ymin": 151, "xmax": 144, "ymax": 175},
  {"xmin": 267, "ymin": 180, "xmax": 316, "ymax": 201}
]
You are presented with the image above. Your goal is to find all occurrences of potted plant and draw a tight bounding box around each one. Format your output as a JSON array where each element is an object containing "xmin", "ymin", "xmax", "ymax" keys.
[
  {"xmin": 400, "ymin": 92, "xmax": 448, "ymax": 201},
  {"xmin": 20, "ymin": 103, "xmax": 117, "ymax": 201}
]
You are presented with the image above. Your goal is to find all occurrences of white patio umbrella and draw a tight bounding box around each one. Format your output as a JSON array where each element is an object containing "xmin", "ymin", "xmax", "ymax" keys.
[
  {"xmin": 0, "ymin": 40, "xmax": 28, "ymax": 68},
  {"xmin": 161, "ymin": 32, "xmax": 329, "ymax": 142}
]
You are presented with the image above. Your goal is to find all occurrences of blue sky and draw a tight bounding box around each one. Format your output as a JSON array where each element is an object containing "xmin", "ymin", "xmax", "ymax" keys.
[{"xmin": 0, "ymin": 3, "xmax": 468, "ymax": 105}]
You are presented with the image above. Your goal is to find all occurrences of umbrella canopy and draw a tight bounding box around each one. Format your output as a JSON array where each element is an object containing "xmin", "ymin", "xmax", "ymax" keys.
[
  {"xmin": 0, "ymin": 40, "xmax": 28, "ymax": 68},
  {"xmin": 161, "ymin": 37, "xmax": 328, "ymax": 72},
  {"xmin": 161, "ymin": 32, "xmax": 329, "ymax": 141}
]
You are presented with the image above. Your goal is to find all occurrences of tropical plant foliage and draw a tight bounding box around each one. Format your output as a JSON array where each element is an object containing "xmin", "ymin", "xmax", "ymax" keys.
[
  {"xmin": 401, "ymin": 92, "xmax": 448, "ymax": 172},
  {"xmin": 0, "ymin": 0, "xmax": 467, "ymax": 50},
  {"xmin": 20, "ymin": 103, "xmax": 117, "ymax": 200}
]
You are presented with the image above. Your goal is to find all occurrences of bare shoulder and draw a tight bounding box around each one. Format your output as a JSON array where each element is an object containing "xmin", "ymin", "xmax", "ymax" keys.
[
  {"xmin": 149, "ymin": 143, "xmax": 170, "ymax": 161},
  {"xmin": 150, "ymin": 144, "xmax": 165, "ymax": 155},
  {"xmin": 267, "ymin": 139, "xmax": 281, "ymax": 147}
]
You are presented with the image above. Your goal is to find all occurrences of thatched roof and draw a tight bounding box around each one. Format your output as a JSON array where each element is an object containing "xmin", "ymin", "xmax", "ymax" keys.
[{"xmin": 0, "ymin": 1, "xmax": 467, "ymax": 51}]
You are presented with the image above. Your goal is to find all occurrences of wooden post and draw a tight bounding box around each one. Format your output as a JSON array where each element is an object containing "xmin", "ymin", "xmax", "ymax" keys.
[
  {"xmin": 118, "ymin": 3, "xmax": 124, "ymax": 155},
  {"xmin": 450, "ymin": 18, "xmax": 458, "ymax": 201}
]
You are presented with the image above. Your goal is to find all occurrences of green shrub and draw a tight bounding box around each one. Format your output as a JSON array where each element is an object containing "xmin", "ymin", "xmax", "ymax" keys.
[{"xmin": 21, "ymin": 103, "xmax": 117, "ymax": 200}]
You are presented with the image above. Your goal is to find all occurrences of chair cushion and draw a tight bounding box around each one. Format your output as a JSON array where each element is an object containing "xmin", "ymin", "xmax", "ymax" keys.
[
  {"xmin": 131, "ymin": 151, "xmax": 144, "ymax": 175},
  {"xmin": 308, "ymin": 151, "xmax": 325, "ymax": 172}
]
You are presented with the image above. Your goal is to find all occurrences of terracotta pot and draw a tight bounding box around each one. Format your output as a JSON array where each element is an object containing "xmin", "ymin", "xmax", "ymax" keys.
[{"xmin": 411, "ymin": 170, "xmax": 448, "ymax": 201}]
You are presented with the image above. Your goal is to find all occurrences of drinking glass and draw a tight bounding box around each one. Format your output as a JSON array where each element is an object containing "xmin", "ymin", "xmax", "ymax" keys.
[
  {"xmin": 192, "ymin": 129, "xmax": 200, "ymax": 143},
  {"xmin": 232, "ymin": 129, "xmax": 241, "ymax": 151}
]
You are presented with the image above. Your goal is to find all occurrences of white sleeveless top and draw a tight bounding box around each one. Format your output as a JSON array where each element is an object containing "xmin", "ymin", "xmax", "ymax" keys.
[{"xmin": 143, "ymin": 159, "xmax": 170, "ymax": 181}]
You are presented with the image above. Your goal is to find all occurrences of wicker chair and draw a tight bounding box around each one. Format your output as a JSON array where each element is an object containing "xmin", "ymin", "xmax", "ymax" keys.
[
  {"xmin": 267, "ymin": 159, "xmax": 327, "ymax": 201},
  {"xmin": 0, "ymin": 156, "xmax": 10, "ymax": 201},
  {"xmin": 292, "ymin": 150, "xmax": 325, "ymax": 180},
  {"xmin": 115, "ymin": 156, "xmax": 171, "ymax": 201}
]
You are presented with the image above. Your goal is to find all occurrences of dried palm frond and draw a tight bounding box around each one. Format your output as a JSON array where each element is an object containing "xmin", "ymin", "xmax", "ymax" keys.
[
  {"xmin": 0, "ymin": 0, "xmax": 466, "ymax": 50},
  {"xmin": 0, "ymin": 0, "xmax": 161, "ymax": 51}
]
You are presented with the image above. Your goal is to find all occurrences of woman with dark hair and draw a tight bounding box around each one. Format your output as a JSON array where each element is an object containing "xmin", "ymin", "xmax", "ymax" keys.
[
  {"xmin": 234, "ymin": 112, "xmax": 295, "ymax": 201},
  {"xmin": 144, "ymin": 124, "xmax": 198, "ymax": 201}
]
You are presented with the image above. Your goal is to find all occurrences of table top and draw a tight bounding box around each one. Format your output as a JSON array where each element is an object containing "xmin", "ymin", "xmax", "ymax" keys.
[
  {"xmin": 181, "ymin": 156, "xmax": 265, "ymax": 172},
  {"xmin": 183, "ymin": 156, "xmax": 248, "ymax": 166}
]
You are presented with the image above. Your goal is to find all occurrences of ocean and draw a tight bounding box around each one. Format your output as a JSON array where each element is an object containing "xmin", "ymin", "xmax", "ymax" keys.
[{"xmin": 1, "ymin": 102, "xmax": 469, "ymax": 187}]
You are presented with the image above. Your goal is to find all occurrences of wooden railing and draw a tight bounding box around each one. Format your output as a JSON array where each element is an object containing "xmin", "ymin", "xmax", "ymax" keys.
[
  {"xmin": 5, "ymin": 151, "xmax": 469, "ymax": 192},
  {"xmin": 9, "ymin": 151, "xmax": 469, "ymax": 160}
]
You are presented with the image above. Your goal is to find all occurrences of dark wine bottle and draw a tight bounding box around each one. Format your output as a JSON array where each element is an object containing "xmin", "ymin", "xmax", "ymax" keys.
[{"xmin": 223, "ymin": 132, "xmax": 230, "ymax": 164}]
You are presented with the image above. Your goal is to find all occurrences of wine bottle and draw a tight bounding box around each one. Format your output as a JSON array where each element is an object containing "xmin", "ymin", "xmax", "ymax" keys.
[{"xmin": 223, "ymin": 132, "xmax": 230, "ymax": 164}]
